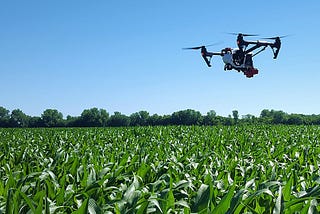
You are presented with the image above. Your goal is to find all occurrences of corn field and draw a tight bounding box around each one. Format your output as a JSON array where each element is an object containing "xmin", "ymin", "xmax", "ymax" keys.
[{"xmin": 1, "ymin": 125, "xmax": 320, "ymax": 213}]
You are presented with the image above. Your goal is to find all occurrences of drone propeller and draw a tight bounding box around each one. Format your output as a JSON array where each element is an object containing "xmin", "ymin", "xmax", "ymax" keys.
[
  {"xmin": 182, "ymin": 42, "xmax": 222, "ymax": 50},
  {"xmin": 182, "ymin": 46, "xmax": 204, "ymax": 50},
  {"xmin": 261, "ymin": 35, "xmax": 290, "ymax": 40},
  {"xmin": 228, "ymin": 32, "xmax": 259, "ymax": 37}
]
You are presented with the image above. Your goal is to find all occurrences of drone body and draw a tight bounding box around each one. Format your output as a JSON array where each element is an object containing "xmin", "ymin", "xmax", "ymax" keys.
[{"xmin": 184, "ymin": 33, "xmax": 283, "ymax": 78}]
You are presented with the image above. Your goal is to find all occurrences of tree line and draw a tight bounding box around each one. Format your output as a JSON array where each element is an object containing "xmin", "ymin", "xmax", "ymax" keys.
[{"xmin": 1, "ymin": 106, "xmax": 320, "ymax": 128}]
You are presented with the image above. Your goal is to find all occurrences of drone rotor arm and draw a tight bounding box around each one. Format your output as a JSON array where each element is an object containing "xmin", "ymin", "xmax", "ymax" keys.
[
  {"xmin": 271, "ymin": 46, "xmax": 281, "ymax": 59},
  {"xmin": 269, "ymin": 38, "xmax": 281, "ymax": 59},
  {"xmin": 251, "ymin": 46, "xmax": 267, "ymax": 57},
  {"xmin": 259, "ymin": 36, "xmax": 284, "ymax": 59},
  {"xmin": 201, "ymin": 54, "xmax": 212, "ymax": 67},
  {"xmin": 201, "ymin": 51, "xmax": 223, "ymax": 67}
]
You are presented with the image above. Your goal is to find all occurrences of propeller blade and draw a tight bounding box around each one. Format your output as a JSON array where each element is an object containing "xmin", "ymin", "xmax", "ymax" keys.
[
  {"xmin": 242, "ymin": 33, "xmax": 259, "ymax": 37},
  {"xmin": 182, "ymin": 46, "xmax": 203, "ymax": 50},
  {"xmin": 227, "ymin": 32, "xmax": 259, "ymax": 37},
  {"xmin": 182, "ymin": 42, "xmax": 222, "ymax": 50},
  {"xmin": 205, "ymin": 41, "xmax": 223, "ymax": 47},
  {"xmin": 262, "ymin": 35, "xmax": 290, "ymax": 40}
]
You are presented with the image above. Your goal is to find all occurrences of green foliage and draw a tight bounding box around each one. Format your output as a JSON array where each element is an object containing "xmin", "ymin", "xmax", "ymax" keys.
[
  {"xmin": 0, "ymin": 107, "xmax": 10, "ymax": 127},
  {"xmin": 10, "ymin": 109, "xmax": 29, "ymax": 127},
  {"xmin": 171, "ymin": 109, "xmax": 202, "ymax": 125},
  {"xmin": 1, "ymin": 125, "xmax": 320, "ymax": 212},
  {"xmin": 108, "ymin": 112, "xmax": 130, "ymax": 127},
  {"xmin": 42, "ymin": 109, "xmax": 64, "ymax": 127},
  {"xmin": 232, "ymin": 110, "xmax": 239, "ymax": 124},
  {"xmin": 129, "ymin": 111, "xmax": 149, "ymax": 126},
  {"xmin": 80, "ymin": 108, "xmax": 109, "ymax": 127},
  {"xmin": 3, "ymin": 106, "xmax": 320, "ymax": 127}
]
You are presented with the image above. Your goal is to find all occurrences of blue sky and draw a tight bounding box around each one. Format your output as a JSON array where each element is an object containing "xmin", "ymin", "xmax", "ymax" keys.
[{"xmin": 1, "ymin": 0, "xmax": 320, "ymax": 117}]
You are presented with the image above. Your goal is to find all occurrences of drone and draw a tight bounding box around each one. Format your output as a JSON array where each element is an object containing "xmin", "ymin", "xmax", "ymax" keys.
[{"xmin": 183, "ymin": 33, "xmax": 285, "ymax": 78}]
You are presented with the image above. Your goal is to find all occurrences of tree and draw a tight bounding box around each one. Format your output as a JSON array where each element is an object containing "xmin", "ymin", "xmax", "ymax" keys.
[
  {"xmin": 160, "ymin": 114, "xmax": 172, "ymax": 126},
  {"xmin": 65, "ymin": 115, "xmax": 81, "ymax": 127},
  {"xmin": 97, "ymin": 109, "xmax": 109, "ymax": 126},
  {"xmin": 308, "ymin": 114, "xmax": 320, "ymax": 125},
  {"xmin": 0, "ymin": 106, "xmax": 10, "ymax": 127},
  {"xmin": 171, "ymin": 109, "xmax": 202, "ymax": 125},
  {"xmin": 108, "ymin": 112, "xmax": 130, "ymax": 127},
  {"xmin": 129, "ymin": 111, "xmax": 150, "ymax": 126},
  {"xmin": 271, "ymin": 110, "xmax": 287, "ymax": 124},
  {"xmin": 223, "ymin": 115, "xmax": 233, "ymax": 126},
  {"xmin": 42, "ymin": 109, "xmax": 64, "ymax": 127},
  {"xmin": 260, "ymin": 109, "xmax": 271, "ymax": 118},
  {"xmin": 29, "ymin": 116, "xmax": 43, "ymax": 127},
  {"xmin": 242, "ymin": 114, "xmax": 256, "ymax": 124},
  {"xmin": 203, "ymin": 110, "xmax": 217, "ymax": 125},
  {"xmin": 80, "ymin": 108, "xmax": 109, "ymax": 127},
  {"xmin": 287, "ymin": 114, "xmax": 304, "ymax": 125},
  {"xmin": 260, "ymin": 109, "xmax": 272, "ymax": 124},
  {"xmin": 232, "ymin": 110, "xmax": 239, "ymax": 124},
  {"xmin": 10, "ymin": 109, "xmax": 29, "ymax": 127},
  {"xmin": 148, "ymin": 114, "xmax": 162, "ymax": 126}
]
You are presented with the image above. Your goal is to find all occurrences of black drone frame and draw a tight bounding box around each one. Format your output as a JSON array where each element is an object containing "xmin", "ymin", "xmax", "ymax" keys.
[
  {"xmin": 236, "ymin": 33, "xmax": 281, "ymax": 60},
  {"xmin": 197, "ymin": 33, "xmax": 282, "ymax": 67},
  {"xmin": 200, "ymin": 46, "xmax": 222, "ymax": 67}
]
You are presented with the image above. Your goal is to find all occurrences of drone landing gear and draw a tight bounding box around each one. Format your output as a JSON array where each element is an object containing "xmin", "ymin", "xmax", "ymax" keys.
[{"xmin": 245, "ymin": 67, "xmax": 259, "ymax": 78}]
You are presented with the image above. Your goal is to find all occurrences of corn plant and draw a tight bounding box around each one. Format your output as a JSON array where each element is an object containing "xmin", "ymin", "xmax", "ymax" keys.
[{"xmin": 1, "ymin": 125, "xmax": 320, "ymax": 213}]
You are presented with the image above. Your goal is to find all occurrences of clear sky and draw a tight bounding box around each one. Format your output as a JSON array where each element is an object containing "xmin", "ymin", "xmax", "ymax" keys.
[{"xmin": 1, "ymin": 0, "xmax": 320, "ymax": 117}]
